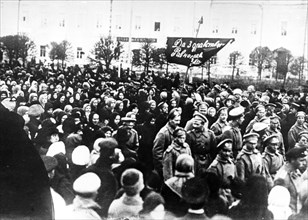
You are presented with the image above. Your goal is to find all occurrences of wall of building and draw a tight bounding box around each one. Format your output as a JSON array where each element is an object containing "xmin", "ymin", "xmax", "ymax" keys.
[{"xmin": 0, "ymin": 0, "xmax": 307, "ymax": 71}]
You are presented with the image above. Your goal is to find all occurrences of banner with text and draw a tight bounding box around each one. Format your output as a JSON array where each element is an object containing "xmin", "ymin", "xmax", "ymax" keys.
[{"xmin": 166, "ymin": 37, "xmax": 234, "ymax": 67}]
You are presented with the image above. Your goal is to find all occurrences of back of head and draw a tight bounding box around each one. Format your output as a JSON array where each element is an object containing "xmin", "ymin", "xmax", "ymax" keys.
[
  {"xmin": 140, "ymin": 192, "xmax": 165, "ymax": 215},
  {"xmin": 175, "ymin": 154, "xmax": 194, "ymax": 174},
  {"xmin": 242, "ymin": 175, "xmax": 269, "ymax": 207},
  {"xmin": 182, "ymin": 177, "xmax": 209, "ymax": 208},
  {"xmin": 121, "ymin": 168, "xmax": 144, "ymax": 196}
]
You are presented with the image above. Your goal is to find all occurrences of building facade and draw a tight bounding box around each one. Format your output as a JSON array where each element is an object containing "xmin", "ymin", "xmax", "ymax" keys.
[{"xmin": 1, "ymin": 0, "xmax": 307, "ymax": 75}]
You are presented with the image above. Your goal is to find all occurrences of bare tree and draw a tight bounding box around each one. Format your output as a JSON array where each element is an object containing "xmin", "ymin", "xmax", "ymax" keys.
[
  {"xmin": 93, "ymin": 37, "xmax": 122, "ymax": 71},
  {"xmin": 249, "ymin": 46, "xmax": 273, "ymax": 80}
]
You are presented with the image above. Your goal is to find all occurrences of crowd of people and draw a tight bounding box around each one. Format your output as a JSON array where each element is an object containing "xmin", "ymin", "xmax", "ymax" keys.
[{"xmin": 0, "ymin": 62, "xmax": 308, "ymax": 220}]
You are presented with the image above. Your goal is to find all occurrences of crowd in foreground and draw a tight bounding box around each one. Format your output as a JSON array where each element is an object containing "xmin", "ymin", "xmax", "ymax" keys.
[{"xmin": 0, "ymin": 62, "xmax": 308, "ymax": 220}]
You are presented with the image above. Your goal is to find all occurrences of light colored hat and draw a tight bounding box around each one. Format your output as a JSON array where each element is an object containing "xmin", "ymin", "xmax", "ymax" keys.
[
  {"xmin": 252, "ymin": 122, "xmax": 268, "ymax": 132},
  {"xmin": 28, "ymin": 104, "xmax": 44, "ymax": 117},
  {"xmin": 72, "ymin": 145, "xmax": 90, "ymax": 166},
  {"xmin": 46, "ymin": 141, "xmax": 66, "ymax": 157},
  {"xmin": 73, "ymin": 172, "xmax": 101, "ymax": 194}
]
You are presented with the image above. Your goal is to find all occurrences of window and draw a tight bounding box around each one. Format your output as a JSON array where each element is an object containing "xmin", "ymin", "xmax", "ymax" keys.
[
  {"xmin": 281, "ymin": 21, "xmax": 287, "ymax": 36},
  {"xmin": 115, "ymin": 15, "xmax": 122, "ymax": 29},
  {"xmin": 212, "ymin": 20, "xmax": 219, "ymax": 34},
  {"xmin": 231, "ymin": 27, "xmax": 238, "ymax": 34},
  {"xmin": 154, "ymin": 22, "xmax": 160, "ymax": 31},
  {"xmin": 251, "ymin": 24, "xmax": 257, "ymax": 35},
  {"xmin": 96, "ymin": 18, "xmax": 103, "ymax": 28},
  {"xmin": 212, "ymin": 25, "xmax": 219, "ymax": 33},
  {"xmin": 210, "ymin": 56, "xmax": 217, "ymax": 64},
  {"xmin": 135, "ymin": 16, "xmax": 141, "ymax": 30},
  {"xmin": 59, "ymin": 19, "xmax": 65, "ymax": 27},
  {"xmin": 77, "ymin": 47, "xmax": 83, "ymax": 59},
  {"xmin": 40, "ymin": 46, "xmax": 46, "ymax": 57}
]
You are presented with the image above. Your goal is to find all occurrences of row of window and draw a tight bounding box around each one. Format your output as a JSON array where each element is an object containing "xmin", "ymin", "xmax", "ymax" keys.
[
  {"xmin": 40, "ymin": 46, "xmax": 84, "ymax": 59},
  {"xmin": 22, "ymin": 15, "xmax": 288, "ymax": 36}
]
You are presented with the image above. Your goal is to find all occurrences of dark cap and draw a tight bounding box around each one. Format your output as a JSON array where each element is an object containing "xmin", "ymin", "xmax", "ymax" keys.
[
  {"xmin": 285, "ymin": 147, "xmax": 307, "ymax": 161},
  {"xmin": 42, "ymin": 156, "xmax": 58, "ymax": 172},
  {"xmin": 263, "ymin": 134, "xmax": 279, "ymax": 145},
  {"xmin": 217, "ymin": 139, "xmax": 233, "ymax": 150},
  {"xmin": 265, "ymin": 103, "xmax": 276, "ymax": 108},
  {"xmin": 193, "ymin": 111, "xmax": 208, "ymax": 123},
  {"xmin": 291, "ymin": 102, "xmax": 300, "ymax": 109},
  {"xmin": 243, "ymin": 132, "xmax": 260, "ymax": 140}
]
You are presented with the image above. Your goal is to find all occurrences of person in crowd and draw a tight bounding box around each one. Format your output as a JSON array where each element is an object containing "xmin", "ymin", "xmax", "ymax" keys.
[
  {"xmin": 41, "ymin": 155, "xmax": 67, "ymax": 219},
  {"xmin": 162, "ymin": 127, "xmax": 191, "ymax": 181},
  {"xmin": 268, "ymin": 185, "xmax": 292, "ymax": 220},
  {"xmin": 236, "ymin": 132, "xmax": 264, "ymax": 182},
  {"xmin": 186, "ymin": 111, "xmax": 216, "ymax": 175},
  {"xmin": 109, "ymin": 112, "xmax": 121, "ymax": 131},
  {"xmin": 288, "ymin": 111, "xmax": 308, "ymax": 150},
  {"xmin": 82, "ymin": 112, "xmax": 104, "ymax": 148},
  {"xmin": 207, "ymin": 106, "xmax": 217, "ymax": 128},
  {"xmin": 139, "ymin": 192, "xmax": 168, "ymax": 220},
  {"xmin": 245, "ymin": 104, "xmax": 270, "ymax": 134},
  {"xmin": 294, "ymin": 131, "xmax": 308, "ymax": 149},
  {"xmin": 275, "ymin": 147, "xmax": 308, "ymax": 214},
  {"xmin": 229, "ymin": 175, "xmax": 273, "ymax": 220},
  {"xmin": 221, "ymin": 106, "xmax": 244, "ymax": 159},
  {"xmin": 207, "ymin": 139, "xmax": 237, "ymax": 185},
  {"xmin": 27, "ymin": 103, "xmax": 45, "ymax": 139},
  {"xmin": 155, "ymin": 101, "xmax": 169, "ymax": 132},
  {"xmin": 179, "ymin": 177, "xmax": 210, "ymax": 220},
  {"xmin": 210, "ymin": 106, "xmax": 229, "ymax": 142},
  {"xmin": 262, "ymin": 134, "xmax": 284, "ymax": 188},
  {"xmin": 65, "ymin": 172, "xmax": 102, "ymax": 220},
  {"xmin": 83, "ymin": 138, "xmax": 119, "ymax": 218},
  {"xmin": 184, "ymin": 101, "xmax": 209, "ymax": 131},
  {"xmin": 153, "ymin": 108, "xmax": 181, "ymax": 177},
  {"xmin": 264, "ymin": 115, "xmax": 285, "ymax": 156},
  {"xmin": 108, "ymin": 168, "xmax": 145, "ymax": 218},
  {"xmin": 99, "ymin": 97, "xmax": 116, "ymax": 122},
  {"xmin": 161, "ymin": 154, "xmax": 194, "ymax": 217}
]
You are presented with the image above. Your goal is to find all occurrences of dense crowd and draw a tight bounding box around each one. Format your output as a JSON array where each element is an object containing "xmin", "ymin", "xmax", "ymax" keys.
[{"xmin": 0, "ymin": 62, "xmax": 308, "ymax": 220}]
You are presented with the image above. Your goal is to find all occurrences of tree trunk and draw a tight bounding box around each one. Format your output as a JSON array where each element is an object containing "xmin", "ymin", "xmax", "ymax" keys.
[{"xmin": 258, "ymin": 66, "xmax": 262, "ymax": 81}]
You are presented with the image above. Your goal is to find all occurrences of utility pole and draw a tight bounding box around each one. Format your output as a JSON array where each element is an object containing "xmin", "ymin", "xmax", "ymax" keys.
[
  {"xmin": 17, "ymin": 0, "xmax": 21, "ymax": 35},
  {"xmin": 108, "ymin": 0, "xmax": 113, "ymax": 39}
]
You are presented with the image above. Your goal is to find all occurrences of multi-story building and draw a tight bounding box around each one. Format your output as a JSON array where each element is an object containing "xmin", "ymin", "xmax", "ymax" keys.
[{"xmin": 1, "ymin": 0, "xmax": 307, "ymax": 76}]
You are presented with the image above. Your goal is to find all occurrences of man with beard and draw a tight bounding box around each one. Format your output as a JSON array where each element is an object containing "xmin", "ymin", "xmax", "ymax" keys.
[
  {"xmin": 275, "ymin": 147, "xmax": 308, "ymax": 214},
  {"xmin": 288, "ymin": 111, "xmax": 308, "ymax": 150},
  {"xmin": 153, "ymin": 108, "xmax": 181, "ymax": 178},
  {"xmin": 221, "ymin": 106, "xmax": 245, "ymax": 159},
  {"xmin": 186, "ymin": 112, "xmax": 216, "ymax": 176}
]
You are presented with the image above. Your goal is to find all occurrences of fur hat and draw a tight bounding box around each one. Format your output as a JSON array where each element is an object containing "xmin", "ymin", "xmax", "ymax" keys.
[{"xmin": 121, "ymin": 168, "xmax": 144, "ymax": 196}]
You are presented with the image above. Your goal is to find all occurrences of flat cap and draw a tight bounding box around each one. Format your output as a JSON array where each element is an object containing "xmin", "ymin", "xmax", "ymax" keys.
[
  {"xmin": 252, "ymin": 122, "xmax": 268, "ymax": 132},
  {"xmin": 285, "ymin": 147, "xmax": 307, "ymax": 161},
  {"xmin": 291, "ymin": 102, "xmax": 300, "ymax": 109},
  {"xmin": 243, "ymin": 132, "xmax": 260, "ymax": 140},
  {"xmin": 263, "ymin": 134, "xmax": 279, "ymax": 145},
  {"xmin": 296, "ymin": 111, "xmax": 306, "ymax": 117},
  {"xmin": 265, "ymin": 103, "xmax": 276, "ymax": 108},
  {"xmin": 233, "ymin": 88, "xmax": 242, "ymax": 96},
  {"xmin": 217, "ymin": 107, "xmax": 228, "ymax": 116},
  {"xmin": 217, "ymin": 138, "xmax": 233, "ymax": 150},
  {"xmin": 193, "ymin": 111, "xmax": 208, "ymax": 123}
]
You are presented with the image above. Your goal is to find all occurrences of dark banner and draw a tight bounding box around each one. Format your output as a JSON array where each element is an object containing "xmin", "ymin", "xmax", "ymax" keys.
[{"xmin": 166, "ymin": 37, "xmax": 234, "ymax": 67}]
